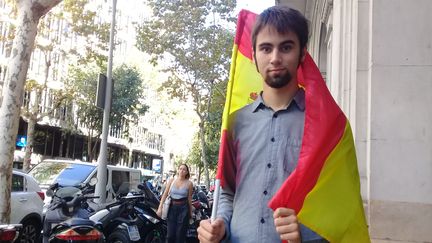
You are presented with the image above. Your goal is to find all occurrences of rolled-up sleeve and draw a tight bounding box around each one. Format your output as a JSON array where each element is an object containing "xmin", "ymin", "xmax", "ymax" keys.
[{"xmin": 217, "ymin": 186, "xmax": 234, "ymax": 241}]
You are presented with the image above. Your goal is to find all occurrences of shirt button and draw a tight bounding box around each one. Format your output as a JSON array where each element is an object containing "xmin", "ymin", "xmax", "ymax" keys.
[
  {"xmin": 260, "ymin": 218, "xmax": 265, "ymax": 224},
  {"xmin": 273, "ymin": 113, "xmax": 278, "ymax": 118},
  {"xmin": 263, "ymin": 190, "xmax": 268, "ymax": 195},
  {"xmin": 271, "ymin": 137, "xmax": 275, "ymax": 142},
  {"xmin": 267, "ymin": 163, "xmax": 271, "ymax": 168}
]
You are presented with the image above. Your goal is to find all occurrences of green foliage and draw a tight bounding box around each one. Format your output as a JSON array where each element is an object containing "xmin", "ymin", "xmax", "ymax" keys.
[
  {"xmin": 135, "ymin": 0, "xmax": 236, "ymax": 176},
  {"xmin": 111, "ymin": 64, "xmax": 148, "ymax": 135},
  {"xmin": 135, "ymin": 0, "xmax": 235, "ymax": 100},
  {"xmin": 68, "ymin": 64, "xmax": 148, "ymax": 136},
  {"xmin": 68, "ymin": 66, "xmax": 103, "ymax": 136},
  {"xmin": 187, "ymin": 80, "xmax": 226, "ymax": 172},
  {"xmin": 61, "ymin": 0, "xmax": 110, "ymax": 68}
]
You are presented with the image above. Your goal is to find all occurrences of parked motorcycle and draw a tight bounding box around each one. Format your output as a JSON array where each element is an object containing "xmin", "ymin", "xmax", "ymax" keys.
[
  {"xmin": 90, "ymin": 182, "xmax": 166, "ymax": 243},
  {"xmin": 42, "ymin": 178, "xmax": 104, "ymax": 243},
  {"xmin": 0, "ymin": 224, "xmax": 21, "ymax": 243}
]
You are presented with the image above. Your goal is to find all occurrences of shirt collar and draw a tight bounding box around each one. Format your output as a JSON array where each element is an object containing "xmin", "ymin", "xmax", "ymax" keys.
[{"xmin": 252, "ymin": 88, "xmax": 305, "ymax": 112}]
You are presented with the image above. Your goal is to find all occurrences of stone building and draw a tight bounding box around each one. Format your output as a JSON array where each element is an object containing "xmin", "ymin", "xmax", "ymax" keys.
[{"xmin": 277, "ymin": 0, "xmax": 432, "ymax": 242}]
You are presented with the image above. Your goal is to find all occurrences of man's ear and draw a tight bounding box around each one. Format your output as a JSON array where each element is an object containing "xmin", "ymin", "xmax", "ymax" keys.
[
  {"xmin": 300, "ymin": 47, "xmax": 307, "ymax": 63},
  {"xmin": 253, "ymin": 51, "xmax": 260, "ymax": 73}
]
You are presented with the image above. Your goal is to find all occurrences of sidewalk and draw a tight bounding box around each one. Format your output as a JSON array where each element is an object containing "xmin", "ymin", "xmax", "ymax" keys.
[{"xmin": 372, "ymin": 239, "xmax": 432, "ymax": 243}]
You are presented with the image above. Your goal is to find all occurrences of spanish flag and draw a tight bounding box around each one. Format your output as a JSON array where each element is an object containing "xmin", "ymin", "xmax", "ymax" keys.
[{"xmin": 216, "ymin": 9, "xmax": 370, "ymax": 242}]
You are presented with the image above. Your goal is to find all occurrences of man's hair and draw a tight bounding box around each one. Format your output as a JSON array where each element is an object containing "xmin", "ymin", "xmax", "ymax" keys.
[{"xmin": 251, "ymin": 5, "xmax": 309, "ymax": 53}]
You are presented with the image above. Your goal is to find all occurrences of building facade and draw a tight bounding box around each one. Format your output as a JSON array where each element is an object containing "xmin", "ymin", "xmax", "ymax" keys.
[
  {"xmin": 0, "ymin": 0, "xmax": 167, "ymax": 174},
  {"xmin": 278, "ymin": 0, "xmax": 432, "ymax": 242}
]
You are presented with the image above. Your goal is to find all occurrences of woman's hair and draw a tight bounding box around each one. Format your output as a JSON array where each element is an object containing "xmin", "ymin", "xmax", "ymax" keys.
[{"xmin": 178, "ymin": 163, "xmax": 190, "ymax": 179}]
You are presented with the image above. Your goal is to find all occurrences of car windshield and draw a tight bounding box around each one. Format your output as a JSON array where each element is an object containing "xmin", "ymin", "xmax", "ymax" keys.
[{"xmin": 29, "ymin": 161, "xmax": 95, "ymax": 187}]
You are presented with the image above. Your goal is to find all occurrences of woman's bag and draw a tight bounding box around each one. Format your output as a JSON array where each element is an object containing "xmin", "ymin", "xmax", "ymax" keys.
[
  {"xmin": 161, "ymin": 179, "xmax": 174, "ymax": 220},
  {"xmin": 161, "ymin": 196, "xmax": 171, "ymax": 220}
]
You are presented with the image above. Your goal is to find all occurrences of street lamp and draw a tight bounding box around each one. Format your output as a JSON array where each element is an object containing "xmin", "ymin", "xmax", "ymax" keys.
[{"xmin": 94, "ymin": 0, "xmax": 117, "ymax": 203}]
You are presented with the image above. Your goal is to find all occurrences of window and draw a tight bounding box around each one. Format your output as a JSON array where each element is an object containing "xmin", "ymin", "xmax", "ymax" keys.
[
  {"xmin": 112, "ymin": 170, "xmax": 130, "ymax": 193},
  {"xmin": 12, "ymin": 174, "xmax": 24, "ymax": 192}
]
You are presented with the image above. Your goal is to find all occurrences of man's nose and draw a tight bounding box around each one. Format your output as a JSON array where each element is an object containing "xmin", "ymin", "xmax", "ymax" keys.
[{"xmin": 270, "ymin": 50, "xmax": 281, "ymax": 65}]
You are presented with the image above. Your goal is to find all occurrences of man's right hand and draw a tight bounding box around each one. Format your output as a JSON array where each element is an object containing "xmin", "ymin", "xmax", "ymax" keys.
[{"xmin": 197, "ymin": 218, "xmax": 225, "ymax": 243}]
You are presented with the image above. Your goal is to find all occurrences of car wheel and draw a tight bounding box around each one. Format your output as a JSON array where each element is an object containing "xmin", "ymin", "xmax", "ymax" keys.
[{"xmin": 18, "ymin": 218, "xmax": 41, "ymax": 243}]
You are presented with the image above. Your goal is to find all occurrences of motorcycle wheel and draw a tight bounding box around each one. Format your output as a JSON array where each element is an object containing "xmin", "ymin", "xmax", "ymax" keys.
[
  {"xmin": 107, "ymin": 229, "xmax": 130, "ymax": 243},
  {"xmin": 144, "ymin": 228, "xmax": 166, "ymax": 243}
]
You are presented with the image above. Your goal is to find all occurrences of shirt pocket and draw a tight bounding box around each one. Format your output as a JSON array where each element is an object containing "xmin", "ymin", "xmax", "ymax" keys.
[{"xmin": 283, "ymin": 137, "xmax": 302, "ymax": 174}]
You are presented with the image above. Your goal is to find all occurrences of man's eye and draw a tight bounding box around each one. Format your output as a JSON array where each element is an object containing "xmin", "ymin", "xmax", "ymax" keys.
[
  {"xmin": 281, "ymin": 45, "xmax": 292, "ymax": 52},
  {"xmin": 260, "ymin": 47, "xmax": 271, "ymax": 53}
]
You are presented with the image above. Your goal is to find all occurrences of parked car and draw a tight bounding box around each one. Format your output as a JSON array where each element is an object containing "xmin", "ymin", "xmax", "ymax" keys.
[
  {"xmin": 11, "ymin": 169, "xmax": 44, "ymax": 242},
  {"xmin": 28, "ymin": 159, "xmax": 141, "ymax": 211}
]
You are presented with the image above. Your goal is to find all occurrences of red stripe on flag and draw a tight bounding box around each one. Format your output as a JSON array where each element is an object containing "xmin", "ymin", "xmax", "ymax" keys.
[
  {"xmin": 234, "ymin": 10, "xmax": 256, "ymax": 60},
  {"xmin": 216, "ymin": 129, "xmax": 236, "ymax": 189},
  {"xmin": 268, "ymin": 53, "xmax": 347, "ymax": 212}
]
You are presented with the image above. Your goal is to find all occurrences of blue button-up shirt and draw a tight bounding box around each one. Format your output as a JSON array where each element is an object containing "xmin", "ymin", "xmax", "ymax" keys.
[{"xmin": 217, "ymin": 89, "xmax": 326, "ymax": 242}]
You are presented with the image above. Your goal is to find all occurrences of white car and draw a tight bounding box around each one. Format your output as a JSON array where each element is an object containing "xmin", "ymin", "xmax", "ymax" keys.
[
  {"xmin": 11, "ymin": 169, "xmax": 44, "ymax": 243},
  {"xmin": 29, "ymin": 159, "xmax": 141, "ymax": 212}
]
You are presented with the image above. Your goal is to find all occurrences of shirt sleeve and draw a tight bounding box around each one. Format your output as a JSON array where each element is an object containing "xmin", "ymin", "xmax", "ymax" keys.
[{"xmin": 216, "ymin": 186, "xmax": 234, "ymax": 241}]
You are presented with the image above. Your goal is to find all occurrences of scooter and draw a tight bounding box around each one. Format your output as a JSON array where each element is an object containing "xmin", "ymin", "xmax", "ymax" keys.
[
  {"xmin": 42, "ymin": 178, "xmax": 104, "ymax": 243},
  {"xmin": 89, "ymin": 182, "xmax": 166, "ymax": 243}
]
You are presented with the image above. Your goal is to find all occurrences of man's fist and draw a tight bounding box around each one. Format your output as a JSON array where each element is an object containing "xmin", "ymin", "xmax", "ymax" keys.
[
  {"xmin": 273, "ymin": 207, "xmax": 301, "ymax": 242},
  {"xmin": 197, "ymin": 218, "xmax": 226, "ymax": 243}
]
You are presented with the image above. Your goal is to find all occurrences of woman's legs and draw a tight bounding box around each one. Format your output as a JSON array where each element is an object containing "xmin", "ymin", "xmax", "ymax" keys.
[
  {"xmin": 175, "ymin": 204, "xmax": 189, "ymax": 243},
  {"xmin": 166, "ymin": 203, "xmax": 189, "ymax": 243}
]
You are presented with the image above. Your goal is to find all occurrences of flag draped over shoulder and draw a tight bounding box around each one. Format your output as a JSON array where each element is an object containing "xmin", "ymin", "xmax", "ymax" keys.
[{"xmin": 216, "ymin": 9, "xmax": 370, "ymax": 243}]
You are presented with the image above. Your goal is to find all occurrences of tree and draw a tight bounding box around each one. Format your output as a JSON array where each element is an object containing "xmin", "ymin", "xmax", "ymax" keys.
[
  {"xmin": 0, "ymin": 0, "xmax": 62, "ymax": 224},
  {"xmin": 18, "ymin": 0, "xmax": 110, "ymax": 170},
  {"xmin": 67, "ymin": 66, "xmax": 102, "ymax": 162},
  {"xmin": 135, "ymin": 0, "xmax": 236, "ymax": 188},
  {"xmin": 111, "ymin": 64, "xmax": 148, "ymax": 166},
  {"xmin": 187, "ymin": 80, "xmax": 226, "ymax": 183},
  {"xmin": 68, "ymin": 64, "xmax": 147, "ymax": 163}
]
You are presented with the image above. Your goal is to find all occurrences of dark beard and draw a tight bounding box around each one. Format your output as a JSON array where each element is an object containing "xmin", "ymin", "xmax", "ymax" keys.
[{"xmin": 264, "ymin": 71, "xmax": 292, "ymax": 89}]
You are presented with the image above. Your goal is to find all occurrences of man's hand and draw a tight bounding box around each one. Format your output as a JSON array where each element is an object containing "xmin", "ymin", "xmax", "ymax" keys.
[
  {"xmin": 197, "ymin": 218, "xmax": 225, "ymax": 243},
  {"xmin": 273, "ymin": 207, "xmax": 301, "ymax": 243}
]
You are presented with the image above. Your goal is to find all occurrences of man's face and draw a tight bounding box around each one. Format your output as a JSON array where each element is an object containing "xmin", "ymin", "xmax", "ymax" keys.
[{"xmin": 254, "ymin": 26, "xmax": 303, "ymax": 89}]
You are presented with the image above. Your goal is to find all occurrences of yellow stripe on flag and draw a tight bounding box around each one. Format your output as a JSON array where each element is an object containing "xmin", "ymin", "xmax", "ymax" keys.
[
  {"xmin": 299, "ymin": 122, "xmax": 370, "ymax": 243},
  {"xmin": 221, "ymin": 46, "xmax": 262, "ymax": 130}
]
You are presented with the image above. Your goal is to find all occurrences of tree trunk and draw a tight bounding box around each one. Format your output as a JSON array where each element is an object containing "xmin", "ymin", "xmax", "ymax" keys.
[
  {"xmin": 199, "ymin": 122, "xmax": 210, "ymax": 189},
  {"xmin": 0, "ymin": 0, "xmax": 62, "ymax": 224},
  {"xmin": 128, "ymin": 144, "xmax": 133, "ymax": 168},
  {"xmin": 87, "ymin": 135, "xmax": 93, "ymax": 162},
  {"xmin": 23, "ymin": 117, "xmax": 36, "ymax": 172},
  {"xmin": 23, "ymin": 89, "xmax": 42, "ymax": 171}
]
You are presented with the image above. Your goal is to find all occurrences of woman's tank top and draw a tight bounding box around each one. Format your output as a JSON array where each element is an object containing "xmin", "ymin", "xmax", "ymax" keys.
[{"xmin": 170, "ymin": 180, "xmax": 189, "ymax": 199}]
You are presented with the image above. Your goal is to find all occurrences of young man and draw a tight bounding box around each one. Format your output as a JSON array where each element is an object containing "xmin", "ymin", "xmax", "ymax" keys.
[{"xmin": 197, "ymin": 6, "xmax": 327, "ymax": 243}]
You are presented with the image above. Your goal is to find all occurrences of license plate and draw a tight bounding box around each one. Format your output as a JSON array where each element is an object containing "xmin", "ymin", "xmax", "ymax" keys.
[{"xmin": 127, "ymin": 225, "xmax": 140, "ymax": 241}]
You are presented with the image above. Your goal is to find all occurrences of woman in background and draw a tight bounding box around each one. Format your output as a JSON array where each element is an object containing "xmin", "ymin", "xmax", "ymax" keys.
[{"xmin": 157, "ymin": 164, "xmax": 193, "ymax": 243}]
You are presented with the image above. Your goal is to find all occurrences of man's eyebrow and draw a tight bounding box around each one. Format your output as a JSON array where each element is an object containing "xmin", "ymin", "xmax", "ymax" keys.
[
  {"xmin": 280, "ymin": 40, "xmax": 295, "ymax": 45},
  {"xmin": 258, "ymin": 39, "xmax": 296, "ymax": 48},
  {"xmin": 258, "ymin": 42, "xmax": 272, "ymax": 48}
]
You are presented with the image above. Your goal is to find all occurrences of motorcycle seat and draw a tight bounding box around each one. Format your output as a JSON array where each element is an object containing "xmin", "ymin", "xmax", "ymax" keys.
[{"xmin": 63, "ymin": 218, "xmax": 97, "ymax": 227}]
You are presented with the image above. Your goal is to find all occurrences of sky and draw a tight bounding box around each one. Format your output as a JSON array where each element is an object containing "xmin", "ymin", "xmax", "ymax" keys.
[{"xmin": 236, "ymin": 0, "xmax": 275, "ymax": 15}]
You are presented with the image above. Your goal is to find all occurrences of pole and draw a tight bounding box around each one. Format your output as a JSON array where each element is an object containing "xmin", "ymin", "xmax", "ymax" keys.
[
  {"xmin": 94, "ymin": 0, "xmax": 117, "ymax": 203},
  {"xmin": 210, "ymin": 179, "xmax": 220, "ymax": 222}
]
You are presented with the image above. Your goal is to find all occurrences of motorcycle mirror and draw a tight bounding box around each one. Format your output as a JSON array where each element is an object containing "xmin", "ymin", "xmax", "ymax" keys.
[
  {"xmin": 46, "ymin": 189, "xmax": 54, "ymax": 197},
  {"xmin": 89, "ymin": 177, "xmax": 98, "ymax": 186},
  {"xmin": 137, "ymin": 183, "xmax": 145, "ymax": 190}
]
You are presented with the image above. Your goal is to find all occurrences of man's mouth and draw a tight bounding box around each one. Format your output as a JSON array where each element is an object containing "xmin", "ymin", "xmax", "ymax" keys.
[{"xmin": 268, "ymin": 68, "xmax": 285, "ymax": 75}]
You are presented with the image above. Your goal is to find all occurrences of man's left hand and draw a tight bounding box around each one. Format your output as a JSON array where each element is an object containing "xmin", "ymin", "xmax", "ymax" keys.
[{"xmin": 273, "ymin": 207, "xmax": 301, "ymax": 243}]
